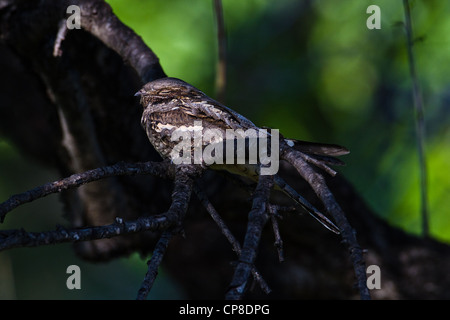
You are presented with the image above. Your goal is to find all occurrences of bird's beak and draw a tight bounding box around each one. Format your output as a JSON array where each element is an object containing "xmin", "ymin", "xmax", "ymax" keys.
[{"xmin": 134, "ymin": 90, "xmax": 143, "ymax": 97}]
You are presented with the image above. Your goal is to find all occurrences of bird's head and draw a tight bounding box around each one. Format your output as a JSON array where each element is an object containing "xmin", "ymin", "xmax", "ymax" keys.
[{"xmin": 135, "ymin": 77, "xmax": 201, "ymax": 106}]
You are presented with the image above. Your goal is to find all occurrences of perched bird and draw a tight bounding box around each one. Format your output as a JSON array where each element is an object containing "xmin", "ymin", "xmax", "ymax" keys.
[{"xmin": 135, "ymin": 77, "xmax": 348, "ymax": 233}]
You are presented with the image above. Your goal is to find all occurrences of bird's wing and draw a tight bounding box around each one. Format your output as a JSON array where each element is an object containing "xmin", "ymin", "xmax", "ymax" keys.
[{"xmin": 179, "ymin": 98, "xmax": 257, "ymax": 131}]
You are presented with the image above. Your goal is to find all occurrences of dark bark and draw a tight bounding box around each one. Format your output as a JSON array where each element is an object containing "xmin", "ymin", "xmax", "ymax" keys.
[
  {"xmin": 226, "ymin": 173, "xmax": 274, "ymax": 300},
  {"xmin": 1, "ymin": 0, "xmax": 449, "ymax": 299},
  {"xmin": 0, "ymin": 0, "xmax": 171, "ymax": 260}
]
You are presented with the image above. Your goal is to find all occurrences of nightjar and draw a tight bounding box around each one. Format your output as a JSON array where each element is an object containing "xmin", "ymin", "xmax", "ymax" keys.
[{"xmin": 135, "ymin": 77, "xmax": 348, "ymax": 233}]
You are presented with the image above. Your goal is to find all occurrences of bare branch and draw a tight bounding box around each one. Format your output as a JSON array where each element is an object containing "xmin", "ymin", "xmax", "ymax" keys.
[
  {"xmin": 226, "ymin": 172, "xmax": 274, "ymax": 300},
  {"xmin": 194, "ymin": 184, "xmax": 271, "ymax": 295},
  {"xmin": 53, "ymin": 19, "xmax": 68, "ymax": 57},
  {"xmin": 167, "ymin": 165, "xmax": 198, "ymax": 222},
  {"xmin": 0, "ymin": 162, "xmax": 195, "ymax": 272},
  {"xmin": 268, "ymin": 204, "xmax": 287, "ymax": 262},
  {"xmin": 280, "ymin": 143, "xmax": 370, "ymax": 300},
  {"xmin": 300, "ymin": 152, "xmax": 337, "ymax": 177},
  {"xmin": 76, "ymin": 0, "xmax": 166, "ymax": 82},
  {"xmin": 135, "ymin": 165, "xmax": 198, "ymax": 299},
  {"xmin": 136, "ymin": 231, "xmax": 174, "ymax": 300},
  {"xmin": 274, "ymin": 174, "xmax": 340, "ymax": 234},
  {"xmin": 0, "ymin": 161, "xmax": 173, "ymax": 223},
  {"xmin": 0, "ymin": 215, "xmax": 172, "ymax": 252}
]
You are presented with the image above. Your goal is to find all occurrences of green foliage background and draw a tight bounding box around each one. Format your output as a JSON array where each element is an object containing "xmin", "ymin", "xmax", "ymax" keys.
[{"xmin": 0, "ymin": 0, "xmax": 449, "ymax": 299}]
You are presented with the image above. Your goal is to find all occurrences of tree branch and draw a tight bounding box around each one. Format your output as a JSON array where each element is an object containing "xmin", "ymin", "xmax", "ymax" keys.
[
  {"xmin": 268, "ymin": 204, "xmax": 293, "ymax": 263},
  {"xmin": 0, "ymin": 215, "xmax": 172, "ymax": 252},
  {"xmin": 226, "ymin": 172, "xmax": 274, "ymax": 300},
  {"xmin": 0, "ymin": 161, "xmax": 173, "ymax": 223},
  {"xmin": 281, "ymin": 143, "xmax": 370, "ymax": 300},
  {"xmin": 135, "ymin": 165, "xmax": 197, "ymax": 299},
  {"xmin": 194, "ymin": 183, "xmax": 271, "ymax": 295},
  {"xmin": 76, "ymin": 0, "xmax": 166, "ymax": 82},
  {"xmin": 136, "ymin": 231, "xmax": 174, "ymax": 300}
]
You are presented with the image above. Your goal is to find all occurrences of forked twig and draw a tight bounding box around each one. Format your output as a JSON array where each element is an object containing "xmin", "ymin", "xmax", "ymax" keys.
[
  {"xmin": 0, "ymin": 164, "xmax": 193, "ymax": 253},
  {"xmin": 274, "ymin": 174, "xmax": 340, "ymax": 234},
  {"xmin": 281, "ymin": 143, "xmax": 370, "ymax": 300},
  {"xmin": 135, "ymin": 166, "xmax": 196, "ymax": 300},
  {"xmin": 194, "ymin": 184, "xmax": 271, "ymax": 294},
  {"xmin": 1, "ymin": 163, "xmax": 196, "ymax": 300},
  {"xmin": 0, "ymin": 215, "xmax": 172, "ymax": 252},
  {"xmin": 225, "ymin": 172, "xmax": 274, "ymax": 300},
  {"xmin": 0, "ymin": 161, "xmax": 173, "ymax": 223}
]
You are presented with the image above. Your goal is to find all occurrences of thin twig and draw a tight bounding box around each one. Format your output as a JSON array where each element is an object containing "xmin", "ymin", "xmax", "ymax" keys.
[
  {"xmin": 194, "ymin": 184, "xmax": 240, "ymax": 254},
  {"xmin": 268, "ymin": 204, "xmax": 284, "ymax": 262},
  {"xmin": 403, "ymin": 0, "xmax": 429, "ymax": 238},
  {"xmin": 136, "ymin": 231, "xmax": 174, "ymax": 300},
  {"xmin": 1, "ymin": 164, "xmax": 196, "ymax": 299},
  {"xmin": 300, "ymin": 152, "xmax": 337, "ymax": 177},
  {"xmin": 0, "ymin": 162, "xmax": 190, "ymax": 252},
  {"xmin": 281, "ymin": 145, "xmax": 370, "ymax": 300},
  {"xmin": 274, "ymin": 174, "xmax": 340, "ymax": 234},
  {"xmin": 0, "ymin": 161, "xmax": 173, "ymax": 223},
  {"xmin": 194, "ymin": 184, "xmax": 271, "ymax": 294},
  {"xmin": 53, "ymin": 19, "xmax": 68, "ymax": 57},
  {"xmin": 213, "ymin": 0, "xmax": 227, "ymax": 102},
  {"xmin": 0, "ymin": 215, "xmax": 172, "ymax": 252},
  {"xmin": 225, "ymin": 173, "xmax": 274, "ymax": 300},
  {"xmin": 135, "ymin": 166, "xmax": 196, "ymax": 299}
]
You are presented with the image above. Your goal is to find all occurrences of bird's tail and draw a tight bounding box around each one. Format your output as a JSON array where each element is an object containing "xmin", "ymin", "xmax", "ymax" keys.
[
  {"xmin": 275, "ymin": 138, "xmax": 349, "ymax": 233},
  {"xmin": 284, "ymin": 138, "xmax": 349, "ymax": 164},
  {"xmin": 282, "ymin": 138, "xmax": 350, "ymax": 176},
  {"xmin": 212, "ymin": 137, "xmax": 348, "ymax": 233}
]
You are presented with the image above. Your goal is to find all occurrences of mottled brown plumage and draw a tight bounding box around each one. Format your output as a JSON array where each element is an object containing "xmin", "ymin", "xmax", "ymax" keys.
[
  {"xmin": 136, "ymin": 77, "xmax": 257, "ymax": 162},
  {"xmin": 135, "ymin": 77, "xmax": 349, "ymax": 233}
]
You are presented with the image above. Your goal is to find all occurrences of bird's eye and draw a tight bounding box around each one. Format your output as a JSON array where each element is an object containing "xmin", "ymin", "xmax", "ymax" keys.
[{"xmin": 159, "ymin": 90, "xmax": 171, "ymax": 95}]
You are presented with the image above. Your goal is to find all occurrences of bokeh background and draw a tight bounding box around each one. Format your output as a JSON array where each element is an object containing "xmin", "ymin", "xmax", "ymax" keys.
[{"xmin": 0, "ymin": 0, "xmax": 449, "ymax": 299}]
